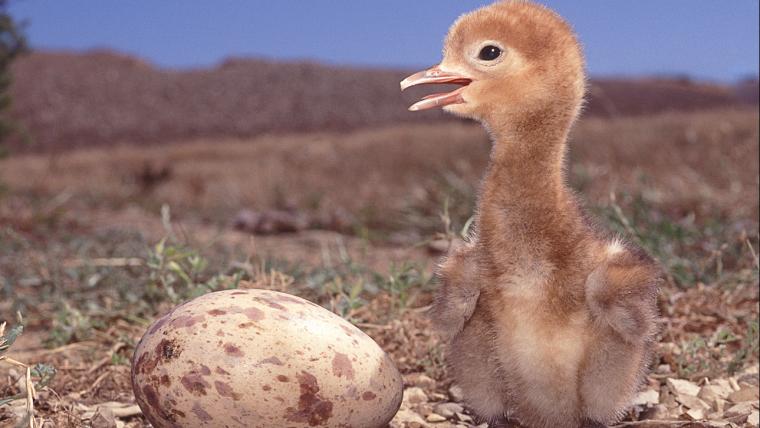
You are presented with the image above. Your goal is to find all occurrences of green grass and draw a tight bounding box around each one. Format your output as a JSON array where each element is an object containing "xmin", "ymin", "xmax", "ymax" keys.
[
  {"xmin": 2, "ymin": 213, "xmax": 434, "ymax": 349},
  {"xmin": 0, "ymin": 316, "xmax": 57, "ymax": 416},
  {"xmin": 599, "ymin": 192, "xmax": 759, "ymax": 289}
]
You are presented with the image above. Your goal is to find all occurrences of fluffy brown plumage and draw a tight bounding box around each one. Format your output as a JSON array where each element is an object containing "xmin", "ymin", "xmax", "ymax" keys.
[{"xmin": 401, "ymin": 1, "xmax": 662, "ymax": 427}]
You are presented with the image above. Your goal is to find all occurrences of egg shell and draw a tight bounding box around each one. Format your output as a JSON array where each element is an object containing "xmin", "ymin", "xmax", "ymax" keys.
[{"xmin": 131, "ymin": 288, "xmax": 403, "ymax": 428}]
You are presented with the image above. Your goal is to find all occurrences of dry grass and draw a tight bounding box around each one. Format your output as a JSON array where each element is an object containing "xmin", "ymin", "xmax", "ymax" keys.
[
  {"xmin": 0, "ymin": 108, "xmax": 758, "ymax": 427},
  {"xmin": 1, "ymin": 108, "xmax": 756, "ymax": 228},
  {"xmin": 7, "ymin": 50, "xmax": 756, "ymax": 151}
]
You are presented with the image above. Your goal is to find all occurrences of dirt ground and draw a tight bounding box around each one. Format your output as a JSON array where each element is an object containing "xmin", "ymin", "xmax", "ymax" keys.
[{"xmin": 0, "ymin": 108, "xmax": 758, "ymax": 427}]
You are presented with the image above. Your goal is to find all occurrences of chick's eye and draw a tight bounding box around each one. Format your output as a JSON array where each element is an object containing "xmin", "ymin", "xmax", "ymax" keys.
[{"xmin": 478, "ymin": 45, "xmax": 502, "ymax": 61}]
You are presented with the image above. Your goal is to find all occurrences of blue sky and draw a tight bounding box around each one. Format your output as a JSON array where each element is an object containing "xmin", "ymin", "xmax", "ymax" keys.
[{"xmin": 9, "ymin": 1, "xmax": 760, "ymax": 82}]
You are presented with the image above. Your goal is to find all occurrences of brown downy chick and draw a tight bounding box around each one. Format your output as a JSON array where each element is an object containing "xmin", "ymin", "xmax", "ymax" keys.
[{"xmin": 401, "ymin": 1, "xmax": 661, "ymax": 427}]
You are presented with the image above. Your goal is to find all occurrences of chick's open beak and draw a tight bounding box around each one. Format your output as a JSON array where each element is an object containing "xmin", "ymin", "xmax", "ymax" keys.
[{"xmin": 400, "ymin": 65, "xmax": 472, "ymax": 111}]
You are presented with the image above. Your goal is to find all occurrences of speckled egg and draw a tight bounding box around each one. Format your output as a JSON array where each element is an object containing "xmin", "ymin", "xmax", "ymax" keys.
[{"xmin": 131, "ymin": 288, "xmax": 403, "ymax": 428}]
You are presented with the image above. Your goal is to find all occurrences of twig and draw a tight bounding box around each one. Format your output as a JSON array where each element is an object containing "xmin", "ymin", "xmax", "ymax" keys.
[
  {"xmin": 24, "ymin": 365, "xmax": 35, "ymax": 428},
  {"xmin": 613, "ymin": 420, "xmax": 690, "ymax": 427},
  {"xmin": 355, "ymin": 322, "xmax": 392, "ymax": 330},
  {"xmin": 746, "ymin": 238, "xmax": 759, "ymax": 270},
  {"xmin": 62, "ymin": 258, "xmax": 143, "ymax": 268},
  {"xmin": 86, "ymin": 342, "xmax": 125, "ymax": 375},
  {"xmin": 38, "ymin": 341, "xmax": 97, "ymax": 355},
  {"xmin": 111, "ymin": 404, "xmax": 142, "ymax": 418},
  {"xmin": 0, "ymin": 356, "xmax": 35, "ymax": 428},
  {"xmin": 87, "ymin": 370, "xmax": 111, "ymax": 394}
]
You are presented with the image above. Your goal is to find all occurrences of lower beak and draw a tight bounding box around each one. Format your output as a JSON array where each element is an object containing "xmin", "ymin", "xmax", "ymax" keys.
[{"xmin": 400, "ymin": 65, "xmax": 472, "ymax": 111}]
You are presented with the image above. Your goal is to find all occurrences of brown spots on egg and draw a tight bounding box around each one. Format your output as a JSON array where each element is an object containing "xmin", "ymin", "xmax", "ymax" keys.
[
  {"xmin": 147, "ymin": 314, "xmax": 170, "ymax": 335},
  {"xmin": 340, "ymin": 325, "xmax": 356, "ymax": 337},
  {"xmin": 260, "ymin": 356, "xmax": 284, "ymax": 366},
  {"xmin": 138, "ymin": 384, "xmax": 183, "ymax": 427},
  {"xmin": 181, "ymin": 370, "xmax": 211, "ymax": 396},
  {"xmin": 332, "ymin": 352, "xmax": 355, "ymax": 380},
  {"xmin": 256, "ymin": 296, "xmax": 288, "ymax": 311},
  {"xmin": 132, "ymin": 289, "xmax": 403, "ymax": 427},
  {"xmin": 203, "ymin": 305, "xmax": 266, "ymax": 322},
  {"xmin": 134, "ymin": 338, "xmax": 180, "ymax": 377},
  {"xmin": 223, "ymin": 343, "xmax": 245, "ymax": 357},
  {"xmin": 160, "ymin": 374, "xmax": 171, "ymax": 387},
  {"xmin": 214, "ymin": 380, "xmax": 242, "ymax": 401},
  {"xmin": 169, "ymin": 313, "xmax": 206, "ymax": 329},
  {"xmin": 191, "ymin": 402, "xmax": 213, "ymax": 422},
  {"xmin": 344, "ymin": 385, "xmax": 359, "ymax": 400},
  {"xmin": 157, "ymin": 339, "xmax": 180, "ymax": 360},
  {"xmin": 242, "ymin": 306, "xmax": 265, "ymax": 321},
  {"xmin": 142, "ymin": 384, "xmax": 161, "ymax": 409},
  {"xmin": 284, "ymin": 371, "xmax": 334, "ymax": 426},
  {"xmin": 134, "ymin": 350, "xmax": 159, "ymax": 376},
  {"xmin": 273, "ymin": 294, "xmax": 307, "ymax": 305}
]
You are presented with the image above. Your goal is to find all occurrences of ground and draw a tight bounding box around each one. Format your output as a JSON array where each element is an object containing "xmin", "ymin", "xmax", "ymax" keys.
[{"xmin": 0, "ymin": 108, "xmax": 758, "ymax": 427}]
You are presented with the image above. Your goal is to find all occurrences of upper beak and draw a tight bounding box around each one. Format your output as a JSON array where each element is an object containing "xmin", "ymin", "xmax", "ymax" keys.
[{"xmin": 400, "ymin": 65, "xmax": 472, "ymax": 111}]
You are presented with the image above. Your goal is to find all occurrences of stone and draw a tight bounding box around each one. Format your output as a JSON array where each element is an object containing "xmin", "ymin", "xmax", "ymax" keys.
[
  {"xmin": 404, "ymin": 387, "xmax": 430, "ymax": 407},
  {"xmin": 667, "ymin": 378, "xmax": 701, "ymax": 397},
  {"xmin": 632, "ymin": 388, "xmax": 660, "ymax": 406},
  {"xmin": 683, "ymin": 407, "xmax": 704, "ymax": 421},
  {"xmin": 448, "ymin": 385, "xmax": 465, "ymax": 402},
  {"xmin": 426, "ymin": 413, "xmax": 447, "ymax": 423},
  {"xmin": 640, "ymin": 404, "xmax": 669, "ymax": 420},
  {"xmin": 728, "ymin": 386, "xmax": 759, "ymax": 403},
  {"xmin": 677, "ymin": 394, "xmax": 710, "ymax": 411},
  {"xmin": 699, "ymin": 382, "xmax": 733, "ymax": 404},
  {"xmin": 411, "ymin": 374, "xmax": 437, "ymax": 389},
  {"xmin": 391, "ymin": 409, "xmax": 430, "ymax": 428},
  {"xmin": 90, "ymin": 406, "xmax": 116, "ymax": 428},
  {"xmin": 748, "ymin": 410, "xmax": 759, "ymax": 427},
  {"xmin": 739, "ymin": 373, "xmax": 760, "ymax": 386},
  {"xmin": 433, "ymin": 402, "xmax": 464, "ymax": 419},
  {"xmin": 713, "ymin": 398, "xmax": 728, "ymax": 414},
  {"xmin": 430, "ymin": 392, "xmax": 447, "ymax": 401},
  {"xmin": 455, "ymin": 412, "xmax": 472, "ymax": 423},
  {"xmin": 724, "ymin": 401, "xmax": 755, "ymax": 418}
]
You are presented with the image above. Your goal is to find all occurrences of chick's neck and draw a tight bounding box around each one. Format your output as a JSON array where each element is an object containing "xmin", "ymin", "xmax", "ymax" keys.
[{"xmin": 477, "ymin": 105, "xmax": 584, "ymax": 266}]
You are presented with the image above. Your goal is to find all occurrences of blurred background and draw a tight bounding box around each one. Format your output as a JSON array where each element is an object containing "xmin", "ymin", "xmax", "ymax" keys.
[
  {"xmin": 2, "ymin": 0, "xmax": 759, "ymax": 151},
  {"xmin": 0, "ymin": 2, "xmax": 758, "ymax": 427}
]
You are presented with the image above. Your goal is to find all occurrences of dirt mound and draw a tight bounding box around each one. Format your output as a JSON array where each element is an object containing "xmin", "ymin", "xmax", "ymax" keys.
[{"xmin": 8, "ymin": 50, "xmax": 756, "ymax": 152}]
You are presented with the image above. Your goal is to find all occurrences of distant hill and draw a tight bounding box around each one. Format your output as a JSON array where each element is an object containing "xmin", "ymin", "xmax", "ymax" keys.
[{"xmin": 7, "ymin": 50, "xmax": 757, "ymax": 152}]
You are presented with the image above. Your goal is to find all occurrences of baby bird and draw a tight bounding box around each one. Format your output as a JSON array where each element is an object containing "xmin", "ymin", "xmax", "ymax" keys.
[{"xmin": 401, "ymin": 1, "xmax": 661, "ymax": 427}]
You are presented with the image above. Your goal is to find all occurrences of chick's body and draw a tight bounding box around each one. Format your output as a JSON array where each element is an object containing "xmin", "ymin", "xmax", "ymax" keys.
[{"xmin": 402, "ymin": 1, "xmax": 661, "ymax": 427}]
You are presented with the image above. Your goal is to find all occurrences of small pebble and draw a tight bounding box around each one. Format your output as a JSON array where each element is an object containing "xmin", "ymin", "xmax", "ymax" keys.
[
  {"xmin": 728, "ymin": 386, "xmax": 759, "ymax": 403},
  {"xmin": 433, "ymin": 402, "xmax": 464, "ymax": 419},
  {"xmin": 448, "ymin": 385, "xmax": 465, "ymax": 402},
  {"xmin": 404, "ymin": 387, "xmax": 430, "ymax": 406},
  {"xmin": 747, "ymin": 410, "xmax": 759, "ymax": 427},
  {"xmin": 455, "ymin": 412, "xmax": 472, "ymax": 423},
  {"xmin": 426, "ymin": 413, "xmax": 447, "ymax": 423}
]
